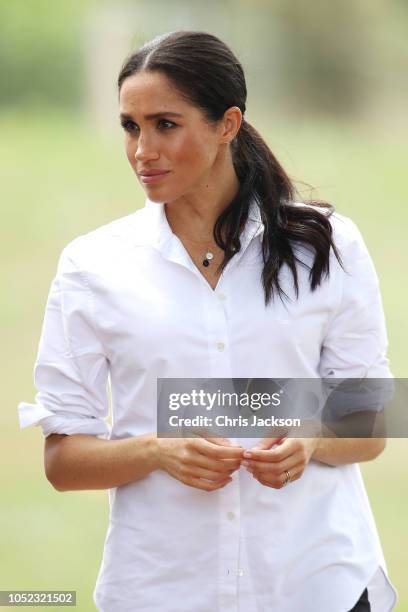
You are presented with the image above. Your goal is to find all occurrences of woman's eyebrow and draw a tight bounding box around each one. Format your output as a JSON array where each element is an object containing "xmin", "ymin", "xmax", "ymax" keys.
[{"xmin": 119, "ymin": 111, "xmax": 184, "ymax": 121}]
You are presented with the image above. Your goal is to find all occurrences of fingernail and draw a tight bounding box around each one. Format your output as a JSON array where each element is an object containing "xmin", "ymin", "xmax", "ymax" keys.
[{"xmin": 243, "ymin": 451, "xmax": 252, "ymax": 458}]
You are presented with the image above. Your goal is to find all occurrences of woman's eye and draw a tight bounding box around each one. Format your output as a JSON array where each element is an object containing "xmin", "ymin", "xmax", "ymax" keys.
[
  {"xmin": 121, "ymin": 120, "xmax": 138, "ymax": 133},
  {"xmin": 158, "ymin": 119, "xmax": 176, "ymax": 129},
  {"xmin": 120, "ymin": 119, "xmax": 177, "ymax": 133}
]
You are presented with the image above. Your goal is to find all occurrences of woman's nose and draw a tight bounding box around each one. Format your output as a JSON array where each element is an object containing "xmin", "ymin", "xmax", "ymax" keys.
[{"xmin": 134, "ymin": 133, "xmax": 159, "ymax": 162}]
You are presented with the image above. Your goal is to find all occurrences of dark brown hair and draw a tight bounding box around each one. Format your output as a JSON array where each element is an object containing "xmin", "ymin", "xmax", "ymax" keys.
[{"xmin": 118, "ymin": 30, "xmax": 342, "ymax": 305}]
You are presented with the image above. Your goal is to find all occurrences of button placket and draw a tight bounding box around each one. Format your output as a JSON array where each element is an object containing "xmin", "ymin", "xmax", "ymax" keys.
[
  {"xmin": 201, "ymin": 279, "xmax": 232, "ymax": 379},
  {"xmin": 218, "ymin": 478, "xmax": 241, "ymax": 611}
]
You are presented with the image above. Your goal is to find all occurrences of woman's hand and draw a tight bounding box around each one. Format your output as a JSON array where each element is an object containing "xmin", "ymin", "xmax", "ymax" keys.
[
  {"xmin": 242, "ymin": 437, "xmax": 319, "ymax": 488},
  {"xmin": 156, "ymin": 436, "xmax": 243, "ymax": 492}
]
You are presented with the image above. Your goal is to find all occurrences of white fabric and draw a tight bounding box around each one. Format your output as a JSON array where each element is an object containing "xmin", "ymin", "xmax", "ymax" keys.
[{"xmin": 18, "ymin": 197, "xmax": 398, "ymax": 611}]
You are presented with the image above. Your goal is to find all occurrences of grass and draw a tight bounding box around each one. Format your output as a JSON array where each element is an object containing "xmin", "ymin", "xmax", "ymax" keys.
[{"xmin": 2, "ymin": 108, "xmax": 407, "ymax": 611}]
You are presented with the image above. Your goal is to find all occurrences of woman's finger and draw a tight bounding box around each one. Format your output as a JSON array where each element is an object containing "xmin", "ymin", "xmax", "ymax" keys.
[
  {"xmin": 192, "ymin": 437, "xmax": 244, "ymax": 461},
  {"xmin": 253, "ymin": 462, "xmax": 304, "ymax": 489},
  {"xmin": 185, "ymin": 464, "xmax": 236, "ymax": 482},
  {"xmin": 244, "ymin": 449, "xmax": 304, "ymax": 476},
  {"xmin": 188, "ymin": 449, "xmax": 242, "ymax": 474},
  {"xmin": 244, "ymin": 437, "xmax": 295, "ymax": 463},
  {"xmin": 184, "ymin": 474, "xmax": 233, "ymax": 492}
]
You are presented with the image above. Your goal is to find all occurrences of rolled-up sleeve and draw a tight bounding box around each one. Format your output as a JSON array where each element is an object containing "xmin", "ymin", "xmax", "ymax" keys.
[
  {"xmin": 318, "ymin": 216, "xmax": 392, "ymax": 380},
  {"xmin": 18, "ymin": 245, "xmax": 111, "ymax": 439}
]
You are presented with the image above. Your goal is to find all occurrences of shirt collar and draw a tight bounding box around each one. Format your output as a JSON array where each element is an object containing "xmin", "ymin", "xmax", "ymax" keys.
[{"xmin": 138, "ymin": 195, "xmax": 264, "ymax": 253}]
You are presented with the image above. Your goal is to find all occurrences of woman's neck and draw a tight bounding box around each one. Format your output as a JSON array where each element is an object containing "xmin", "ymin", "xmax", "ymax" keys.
[{"xmin": 164, "ymin": 155, "xmax": 240, "ymax": 241}]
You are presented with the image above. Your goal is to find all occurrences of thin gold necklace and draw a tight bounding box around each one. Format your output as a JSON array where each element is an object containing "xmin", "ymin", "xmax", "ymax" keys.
[{"xmin": 177, "ymin": 234, "xmax": 217, "ymax": 267}]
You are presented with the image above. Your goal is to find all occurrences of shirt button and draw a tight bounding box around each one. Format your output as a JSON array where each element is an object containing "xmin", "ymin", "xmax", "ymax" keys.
[
  {"xmin": 216, "ymin": 342, "xmax": 225, "ymax": 352},
  {"xmin": 237, "ymin": 568, "xmax": 245, "ymax": 577},
  {"xmin": 227, "ymin": 511, "xmax": 235, "ymax": 520},
  {"xmin": 218, "ymin": 292, "xmax": 226, "ymax": 301}
]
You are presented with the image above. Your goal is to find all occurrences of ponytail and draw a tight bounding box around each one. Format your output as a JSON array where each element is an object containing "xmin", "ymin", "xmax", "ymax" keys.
[{"xmin": 214, "ymin": 118, "xmax": 343, "ymax": 305}]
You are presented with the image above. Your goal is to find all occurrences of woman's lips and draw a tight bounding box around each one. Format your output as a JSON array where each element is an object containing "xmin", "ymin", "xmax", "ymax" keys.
[{"xmin": 139, "ymin": 171, "xmax": 170, "ymax": 184}]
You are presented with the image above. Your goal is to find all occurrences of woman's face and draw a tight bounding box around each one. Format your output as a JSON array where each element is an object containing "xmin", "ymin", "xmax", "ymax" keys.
[{"xmin": 119, "ymin": 70, "xmax": 228, "ymax": 203}]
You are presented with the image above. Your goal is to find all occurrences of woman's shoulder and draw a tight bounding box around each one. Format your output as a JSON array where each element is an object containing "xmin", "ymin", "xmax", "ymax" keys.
[
  {"xmin": 293, "ymin": 201, "xmax": 368, "ymax": 255},
  {"xmin": 59, "ymin": 206, "xmax": 152, "ymax": 268}
]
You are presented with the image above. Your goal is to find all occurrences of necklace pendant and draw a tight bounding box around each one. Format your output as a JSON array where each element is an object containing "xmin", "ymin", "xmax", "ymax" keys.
[{"xmin": 202, "ymin": 250, "xmax": 214, "ymax": 267}]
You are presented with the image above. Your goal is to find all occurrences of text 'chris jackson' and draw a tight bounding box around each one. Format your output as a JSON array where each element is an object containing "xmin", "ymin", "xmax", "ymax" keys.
[{"xmin": 168, "ymin": 415, "xmax": 301, "ymax": 428}]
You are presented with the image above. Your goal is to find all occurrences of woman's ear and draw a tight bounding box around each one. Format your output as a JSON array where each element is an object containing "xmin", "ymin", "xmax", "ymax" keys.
[{"xmin": 220, "ymin": 106, "xmax": 243, "ymax": 144}]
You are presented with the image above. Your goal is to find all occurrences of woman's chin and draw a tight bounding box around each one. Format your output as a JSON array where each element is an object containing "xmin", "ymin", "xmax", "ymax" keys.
[
  {"xmin": 143, "ymin": 192, "xmax": 165, "ymax": 203},
  {"xmin": 142, "ymin": 186, "xmax": 183, "ymax": 204},
  {"xmin": 139, "ymin": 184, "xmax": 166, "ymax": 202}
]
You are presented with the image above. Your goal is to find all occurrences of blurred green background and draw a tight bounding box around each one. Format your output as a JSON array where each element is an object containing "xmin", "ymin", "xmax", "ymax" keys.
[{"xmin": 1, "ymin": 1, "xmax": 407, "ymax": 610}]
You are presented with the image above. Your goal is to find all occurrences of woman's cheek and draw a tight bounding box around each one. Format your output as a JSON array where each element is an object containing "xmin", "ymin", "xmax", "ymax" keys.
[{"xmin": 126, "ymin": 143, "xmax": 137, "ymax": 168}]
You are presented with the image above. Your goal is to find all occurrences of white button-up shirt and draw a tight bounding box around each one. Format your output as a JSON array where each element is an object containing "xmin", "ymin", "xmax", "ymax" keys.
[{"xmin": 18, "ymin": 198, "xmax": 398, "ymax": 611}]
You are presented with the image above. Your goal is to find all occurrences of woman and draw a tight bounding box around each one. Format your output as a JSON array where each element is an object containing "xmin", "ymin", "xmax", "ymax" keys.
[{"xmin": 18, "ymin": 31, "xmax": 397, "ymax": 611}]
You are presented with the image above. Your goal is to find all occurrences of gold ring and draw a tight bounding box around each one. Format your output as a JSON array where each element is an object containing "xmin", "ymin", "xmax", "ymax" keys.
[{"xmin": 283, "ymin": 470, "xmax": 292, "ymax": 487}]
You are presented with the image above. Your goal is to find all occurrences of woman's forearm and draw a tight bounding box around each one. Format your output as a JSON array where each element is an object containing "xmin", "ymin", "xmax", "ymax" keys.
[
  {"xmin": 312, "ymin": 435, "xmax": 386, "ymax": 466},
  {"xmin": 44, "ymin": 432, "xmax": 159, "ymax": 492}
]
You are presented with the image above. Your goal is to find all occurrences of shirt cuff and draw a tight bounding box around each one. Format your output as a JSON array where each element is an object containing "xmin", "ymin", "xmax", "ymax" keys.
[{"xmin": 17, "ymin": 402, "xmax": 111, "ymax": 439}]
